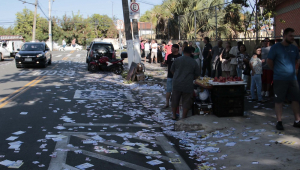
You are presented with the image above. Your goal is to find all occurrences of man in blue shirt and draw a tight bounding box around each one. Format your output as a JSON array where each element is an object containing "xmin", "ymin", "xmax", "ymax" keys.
[{"xmin": 267, "ymin": 28, "xmax": 300, "ymax": 130}]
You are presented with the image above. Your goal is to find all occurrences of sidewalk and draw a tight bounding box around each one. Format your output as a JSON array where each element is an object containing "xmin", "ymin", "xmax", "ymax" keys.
[{"xmin": 123, "ymin": 59, "xmax": 300, "ymax": 170}]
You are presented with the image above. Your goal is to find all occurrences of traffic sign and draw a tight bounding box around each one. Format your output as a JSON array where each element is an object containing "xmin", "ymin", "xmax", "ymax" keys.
[{"xmin": 129, "ymin": 2, "xmax": 140, "ymax": 19}]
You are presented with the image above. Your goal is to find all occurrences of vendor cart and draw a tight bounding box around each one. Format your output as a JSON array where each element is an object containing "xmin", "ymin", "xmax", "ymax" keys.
[{"xmin": 194, "ymin": 80, "xmax": 246, "ymax": 117}]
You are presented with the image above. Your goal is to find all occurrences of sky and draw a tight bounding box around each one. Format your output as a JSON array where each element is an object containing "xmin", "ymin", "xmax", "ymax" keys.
[{"xmin": 0, "ymin": 0, "xmax": 163, "ymax": 28}]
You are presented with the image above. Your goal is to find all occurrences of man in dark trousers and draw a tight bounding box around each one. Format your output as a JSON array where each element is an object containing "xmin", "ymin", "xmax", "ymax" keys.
[
  {"xmin": 201, "ymin": 37, "xmax": 212, "ymax": 77},
  {"xmin": 267, "ymin": 28, "xmax": 300, "ymax": 130},
  {"xmin": 163, "ymin": 44, "xmax": 181, "ymax": 108},
  {"xmin": 171, "ymin": 47, "xmax": 201, "ymax": 120}
]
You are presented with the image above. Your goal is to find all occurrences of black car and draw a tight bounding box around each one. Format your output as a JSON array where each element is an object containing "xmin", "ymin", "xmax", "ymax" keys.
[
  {"xmin": 15, "ymin": 42, "xmax": 52, "ymax": 68},
  {"xmin": 86, "ymin": 42, "xmax": 116, "ymax": 63}
]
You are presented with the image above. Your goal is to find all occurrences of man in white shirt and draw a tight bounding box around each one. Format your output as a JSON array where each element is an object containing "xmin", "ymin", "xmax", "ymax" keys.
[
  {"xmin": 229, "ymin": 41, "xmax": 243, "ymax": 76},
  {"xmin": 150, "ymin": 40, "xmax": 158, "ymax": 64},
  {"xmin": 144, "ymin": 40, "xmax": 150, "ymax": 63},
  {"xmin": 62, "ymin": 39, "xmax": 66, "ymax": 49}
]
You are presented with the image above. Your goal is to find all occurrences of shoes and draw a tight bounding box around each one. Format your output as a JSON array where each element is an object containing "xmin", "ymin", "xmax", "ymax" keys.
[
  {"xmin": 265, "ymin": 91, "xmax": 269, "ymax": 97},
  {"xmin": 261, "ymin": 91, "xmax": 265, "ymax": 97},
  {"xmin": 293, "ymin": 121, "xmax": 300, "ymax": 128},
  {"xmin": 276, "ymin": 121, "xmax": 284, "ymax": 130}
]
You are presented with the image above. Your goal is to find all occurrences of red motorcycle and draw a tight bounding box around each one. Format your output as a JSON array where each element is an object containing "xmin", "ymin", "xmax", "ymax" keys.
[{"xmin": 88, "ymin": 47, "xmax": 124, "ymax": 75}]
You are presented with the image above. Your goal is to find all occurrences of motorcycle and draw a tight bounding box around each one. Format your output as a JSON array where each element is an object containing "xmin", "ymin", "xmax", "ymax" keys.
[{"xmin": 88, "ymin": 47, "xmax": 124, "ymax": 75}]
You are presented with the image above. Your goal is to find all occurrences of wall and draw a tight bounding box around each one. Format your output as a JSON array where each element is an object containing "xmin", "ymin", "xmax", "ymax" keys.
[{"xmin": 275, "ymin": 0, "xmax": 300, "ymax": 37}]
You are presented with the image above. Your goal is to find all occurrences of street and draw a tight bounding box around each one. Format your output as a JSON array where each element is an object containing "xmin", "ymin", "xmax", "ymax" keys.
[
  {"xmin": 1, "ymin": 51, "xmax": 300, "ymax": 170},
  {"xmin": 0, "ymin": 51, "xmax": 190, "ymax": 170}
]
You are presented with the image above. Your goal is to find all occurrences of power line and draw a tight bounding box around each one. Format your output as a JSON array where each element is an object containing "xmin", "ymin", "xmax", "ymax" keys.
[
  {"xmin": 137, "ymin": 0, "xmax": 157, "ymax": 6},
  {"xmin": 38, "ymin": 4, "xmax": 49, "ymax": 20}
]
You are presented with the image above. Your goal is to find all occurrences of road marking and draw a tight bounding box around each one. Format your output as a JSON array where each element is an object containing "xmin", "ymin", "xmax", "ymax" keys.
[
  {"xmin": 66, "ymin": 54, "xmax": 71, "ymax": 57},
  {"xmin": 156, "ymin": 136, "xmax": 190, "ymax": 170},
  {"xmin": 75, "ymin": 135, "xmax": 170, "ymax": 161},
  {"xmin": 70, "ymin": 50, "xmax": 75, "ymax": 53},
  {"xmin": 0, "ymin": 76, "xmax": 42, "ymax": 103},
  {"xmin": 48, "ymin": 134, "xmax": 152, "ymax": 170},
  {"xmin": 75, "ymin": 54, "xmax": 81, "ymax": 58},
  {"xmin": 63, "ymin": 123, "xmax": 160, "ymax": 128},
  {"xmin": 55, "ymin": 55, "xmax": 62, "ymax": 58},
  {"xmin": 0, "ymin": 76, "xmax": 45, "ymax": 108}
]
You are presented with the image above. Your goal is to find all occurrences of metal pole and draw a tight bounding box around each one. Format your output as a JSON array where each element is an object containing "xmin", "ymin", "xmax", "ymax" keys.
[
  {"xmin": 32, "ymin": 0, "xmax": 38, "ymax": 41},
  {"xmin": 255, "ymin": 0, "xmax": 258, "ymax": 43},
  {"xmin": 49, "ymin": 0, "xmax": 52, "ymax": 51},
  {"xmin": 178, "ymin": 16, "xmax": 180, "ymax": 40},
  {"xmin": 150, "ymin": 23, "xmax": 152, "ymax": 39},
  {"xmin": 194, "ymin": 11, "xmax": 196, "ymax": 41},
  {"xmin": 215, "ymin": 6, "xmax": 218, "ymax": 40}
]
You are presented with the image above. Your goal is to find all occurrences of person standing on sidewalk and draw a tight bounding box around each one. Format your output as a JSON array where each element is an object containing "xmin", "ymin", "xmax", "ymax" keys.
[
  {"xmin": 219, "ymin": 41, "xmax": 232, "ymax": 78},
  {"xmin": 150, "ymin": 40, "xmax": 158, "ymax": 64},
  {"xmin": 250, "ymin": 46, "xmax": 266, "ymax": 103},
  {"xmin": 211, "ymin": 40, "xmax": 224, "ymax": 78},
  {"xmin": 236, "ymin": 44, "xmax": 250, "ymax": 79},
  {"xmin": 62, "ymin": 39, "xmax": 66, "ymax": 49},
  {"xmin": 144, "ymin": 40, "xmax": 150, "ymax": 63},
  {"xmin": 229, "ymin": 41, "xmax": 243, "ymax": 77},
  {"xmin": 171, "ymin": 47, "xmax": 201, "ymax": 120},
  {"xmin": 267, "ymin": 28, "xmax": 300, "ymax": 130},
  {"xmin": 140, "ymin": 40, "xmax": 145, "ymax": 60},
  {"xmin": 192, "ymin": 42, "xmax": 201, "ymax": 68},
  {"xmin": 163, "ymin": 44, "xmax": 181, "ymax": 109},
  {"xmin": 261, "ymin": 38, "xmax": 273, "ymax": 97},
  {"xmin": 201, "ymin": 37, "xmax": 212, "ymax": 77},
  {"xmin": 164, "ymin": 41, "xmax": 172, "ymax": 63}
]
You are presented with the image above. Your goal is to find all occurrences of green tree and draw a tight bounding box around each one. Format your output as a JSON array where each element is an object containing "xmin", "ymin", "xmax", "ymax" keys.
[{"xmin": 88, "ymin": 14, "xmax": 117, "ymax": 38}]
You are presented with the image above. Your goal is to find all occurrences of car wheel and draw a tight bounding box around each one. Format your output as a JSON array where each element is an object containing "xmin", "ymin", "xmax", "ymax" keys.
[
  {"xmin": 113, "ymin": 65, "xmax": 123, "ymax": 75},
  {"xmin": 88, "ymin": 63, "xmax": 98, "ymax": 72},
  {"xmin": 0, "ymin": 53, "xmax": 4, "ymax": 61},
  {"xmin": 41, "ymin": 63, "xmax": 47, "ymax": 68},
  {"xmin": 48, "ymin": 58, "xmax": 52, "ymax": 65}
]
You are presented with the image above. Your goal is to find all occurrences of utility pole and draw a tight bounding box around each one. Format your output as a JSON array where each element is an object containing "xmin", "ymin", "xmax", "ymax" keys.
[
  {"xmin": 33, "ymin": 0, "xmax": 38, "ymax": 41},
  {"xmin": 215, "ymin": 6, "xmax": 218, "ymax": 40},
  {"xmin": 112, "ymin": 1, "xmax": 114, "ymax": 20},
  {"xmin": 255, "ymin": 0, "xmax": 259, "ymax": 43},
  {"xmin": 49, "ymin": 0, "xmax": 53, "ymax": 51},
  {"xmin": 131, "ymin": 0, "xmax": 139, "ymax": 40},
  {"xmin": 122, "ymin": 0, "xmax": 133, "ymax": 67}
]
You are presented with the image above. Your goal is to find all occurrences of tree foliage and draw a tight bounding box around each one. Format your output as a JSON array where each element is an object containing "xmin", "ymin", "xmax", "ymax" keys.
[{"xmin": 0, "ymin": 8, "xmax": 118, "ymax": 46}]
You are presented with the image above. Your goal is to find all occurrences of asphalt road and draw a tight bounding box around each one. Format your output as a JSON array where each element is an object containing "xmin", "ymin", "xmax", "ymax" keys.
[{"xmin": 0, "ymin": 51, "xmax": 190, "ymax": 170}]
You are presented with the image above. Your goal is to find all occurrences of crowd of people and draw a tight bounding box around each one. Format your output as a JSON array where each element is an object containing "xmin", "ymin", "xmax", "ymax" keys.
[{"xmin": 140, "ymin": 28, "xmax": 300, "ymax": 131}]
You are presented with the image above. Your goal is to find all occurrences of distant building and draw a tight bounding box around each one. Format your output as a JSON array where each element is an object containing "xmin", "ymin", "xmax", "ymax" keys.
[{"xmin": 274, "ymin": 0, "xmax": 300, "ymax": 38}]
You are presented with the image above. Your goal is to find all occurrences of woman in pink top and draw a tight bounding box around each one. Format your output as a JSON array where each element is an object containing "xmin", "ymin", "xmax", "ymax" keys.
[{"xmin": 164, "ymin": 41, "xmax": 173, "ymax": 62}]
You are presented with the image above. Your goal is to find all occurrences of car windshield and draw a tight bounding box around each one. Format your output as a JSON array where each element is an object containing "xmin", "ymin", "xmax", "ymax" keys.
[
  {"xmin": 92, "ymin": 44, "xmax": 113, "ymax": 52},
  {"xmin": 21, "ymin": 44, "xmax": 44, "ymax": 51}
]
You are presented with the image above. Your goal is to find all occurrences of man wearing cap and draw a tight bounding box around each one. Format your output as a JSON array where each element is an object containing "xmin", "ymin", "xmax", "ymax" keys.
[
  {"xmin": 171, "ymin": 47, "xmax": 201, "ymax": 120},
  {"xmin": 163, "ymin": 44, "xmax": 181, "ymax": 109}
]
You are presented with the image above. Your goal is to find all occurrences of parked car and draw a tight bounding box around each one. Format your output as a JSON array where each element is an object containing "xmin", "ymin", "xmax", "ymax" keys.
[
  {"xmin": 58, "ymin": 44, "xmax": 82, "ymax": 51},
  {"xmin": 86, "ymin": 42, "xmax": 116, "ymax": 63},
  {"xmin": 15, "ymin": 42, "xmax": 52, "ymax": 68},
  {"xmin": 0, "ymin": 40, "xmax": 24, "ymax": 60}
]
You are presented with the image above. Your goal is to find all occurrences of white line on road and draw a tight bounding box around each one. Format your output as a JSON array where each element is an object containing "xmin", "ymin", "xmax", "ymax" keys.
[
  {"xmin": 66, "ymin": 54, "xmax": 71, "ymax": 57},
  {"xmin": 156, "ymin": 136, "xmax": 190, "ymax": 170},
  {"xmin": 75, "ymin": 54, "xmax": 81, "ymax": 58},
  {"xmin": 63, "ymin": 123, "xmax": 160, "ymax": 128},
  {"xmin": 55, "ymin": 55, "xmax": 62, "ymax": 58}
]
